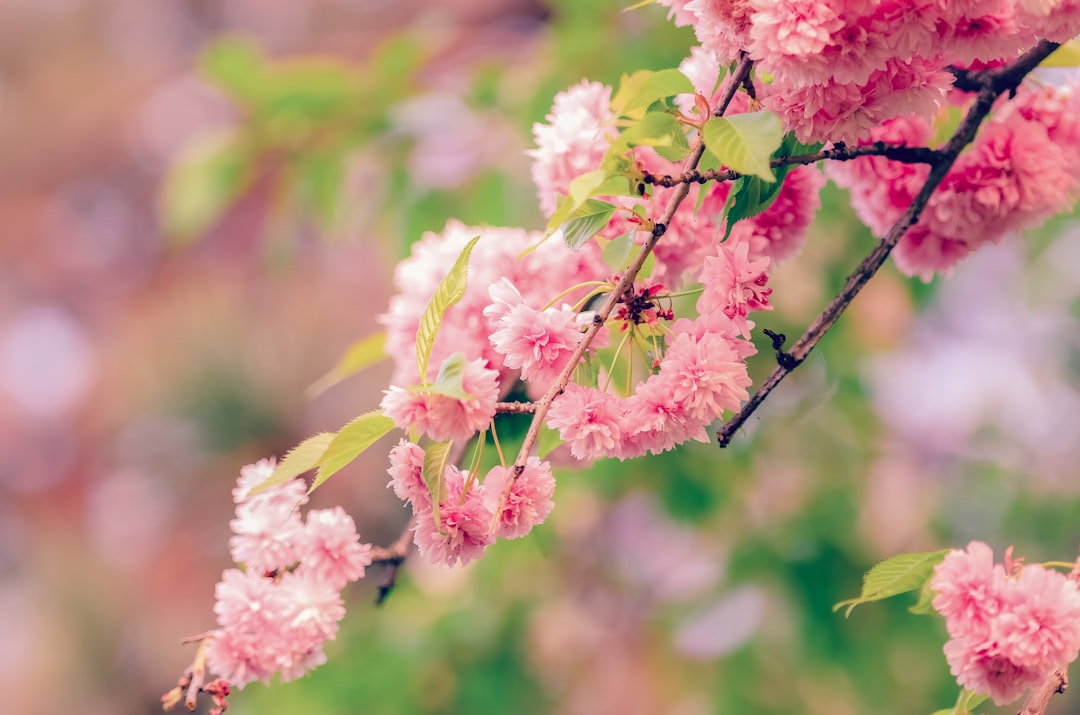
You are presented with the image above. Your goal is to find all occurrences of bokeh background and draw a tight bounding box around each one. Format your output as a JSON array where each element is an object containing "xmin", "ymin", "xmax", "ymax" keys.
[{"xmin": 4, "ymin": 1, "xmax": 1080, "ymax": 714}]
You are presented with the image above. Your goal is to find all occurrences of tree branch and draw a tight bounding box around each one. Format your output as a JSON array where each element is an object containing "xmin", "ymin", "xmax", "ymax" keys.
[
  {"xmin": 642, "ymin": 142, "xmax": 943, "ymax": 187},
  {"xmin": 716, "ymin": 39, "xmax": 1059, "ymax": 447},
  {"xmin": 1019, "ymin": 665, "xmax": 1068, "ymax": 715}
]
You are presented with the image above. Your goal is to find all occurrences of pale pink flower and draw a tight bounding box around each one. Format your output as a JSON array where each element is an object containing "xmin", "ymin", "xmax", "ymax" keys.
[
  {"xmin": 411, "ymin": 467, "xmax": 494, "ymax": 567},
  {"xmin": 487, "ymin": 281, "xmax": 587, "ymax": 384},
  {"xmin": 229, "ymin": 479, "xmax": 308, "ymax": 574},
  {"xmin": 932, "ymin": 540, "xmax": 1006, "ymax": 638},
  {"xmin": 933, "ymin": 542, "xmax": 1080, "ymax": 705},
  {"xmin": 206, "ymin": 568, "xmax": 287, "ymax": 687},
  {"xmin": 387, "ymin": 439, "xmax": 429, "ymax": 507},
  {"xmin": 698, "ymin": 241, "xmax": 773, "ymax": 339},
  {"xmin": 482, "ymin": 458, "xmax": 556, "ymax": 540},
  {"xmin": 546, "ymin": 382, "xmax": 629, "ymax": 461},
  {"xmin": 233, "ymin": 457, "xmax": 277, "ymax": 503},
  {"xmin": 687, "ymin": 0, "xmax": 756, "ymax": 61},
  {"xmin": 299, "ymin": 507, "xmax": 374, "ymax": 591},
  {"xmin": 528, "ymin": 80, "xmax": 615, "ymax": 216},
  {"xmin": 205, "ymin": 628, "xmax": 278, "ymax": 689},
  {"xmin": 381, "ymin": 357, "xmax": 500, "ymax": 443},
  {"xmin": 659, "ymin": 328, "xmax": 751, "ymax": 422},
  {"xmin": 622, "ymin": 375, "xmax": 711, "ymax": 458},
  {"xmin": 1016, "ymin": 0, "xmax": 1080, "ymax": 42},
  {"xmin": 937, "ymin": 2, "xmax": 1029, "ymax": 67},
  {"xmin": 657, "ymin": 0, "xmax": 697, "ymax": 26}
]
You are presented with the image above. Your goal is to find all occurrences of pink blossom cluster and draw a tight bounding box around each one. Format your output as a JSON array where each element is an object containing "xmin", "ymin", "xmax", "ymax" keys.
[
  {"xmin": 529, "ymin": 49, "xmax": 824, "ymax": 285},
  {"xmin": 545, "ymin": 243, "xmax": 763, "ymax": 462},
  {"xmin": 387, "ymin": 440, "xmax": 555, "ymax": 566},
  {"xmin": 659, "ymin": 0, "xmax": 1080, "ymax": 143},
  {"xmin": 931, "ymin": 541, "xmax": 1080, "ymax": 704},
  {"xmin": 827, "ymin": 83, "xmax": 1080, "ymax": 279},
  {"xmin": 204, "ymin": 458, "xmax": 374, "ymax": 688}
]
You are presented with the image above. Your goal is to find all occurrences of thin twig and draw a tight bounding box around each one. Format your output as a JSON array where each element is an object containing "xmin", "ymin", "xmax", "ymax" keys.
[{"xmin": 716, "ymin": 39, "xmax": 1059, "ymax": 447}]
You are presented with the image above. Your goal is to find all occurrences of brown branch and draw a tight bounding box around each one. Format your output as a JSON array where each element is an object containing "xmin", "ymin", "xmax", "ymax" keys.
[
  {"xmin": 369, "ymin": 515, "xmax": 416, "ymax": 605},
  {"xmin": 495, "ymin": 401, "xmax": 537, "ymax": 414},
  {"xmin": 643, "ymin": 142, "xmax": 943, "ymax": 187},
  {"xmin": 716, "ymin": 39, "xmax": 1059, "ymax": 447},
  {"xmin": 1018, "ymin": 666, "xmax": 1068, "ymax": 715}
]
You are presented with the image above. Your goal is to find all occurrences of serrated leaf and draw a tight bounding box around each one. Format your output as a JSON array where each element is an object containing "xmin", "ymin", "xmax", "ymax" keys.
[
  {"xmin": 417, "ymin": 236, "xmax": 480, "ymax": 382},
  {"xmin": 561, "ymin": 199, "xmax": 617, "ymax": 251},
  {"xmin": 702, "ymin": 111, "xmax": 784, "ymax": 181},
  {"xmin": 306, "ymin": 332, "xmax": 388, "ymax": 398},
  {"xmin": 834, "ymin": 549, "xmax": 950, "ymax": 617},
  {"xmin": 569, "ymin": 169, "xmax": 609, "ymax": 206},
  {"xmin": 310, "ymin": 411, "xmax": 396, "ymax": 493},
  {"xmin": 612, "ymin": 69, "xmax": 695, "ymax": 116},
  {"xmin": 422, "ymin": 440, "xmax": 453, "ymax": 529},
  {"xmin": 252, "ymin": 432, "xmax": 336, "ymax": 495}
]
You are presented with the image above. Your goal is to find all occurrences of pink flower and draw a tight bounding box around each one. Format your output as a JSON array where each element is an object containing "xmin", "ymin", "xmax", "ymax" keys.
[
  {"xmin": 411, "ymin": 467, "xmax": 494, "ymax": 567},
  {"xmin": 233, "ymin": 457, "xmax": 277, "ymax": 503},
  {"xmin": 932, "ymin": 542, "xmax": 1080, "ymax": 705},
  {"xmin": 728, "ymin": 165, "xmax": 825, "ymax": 264},
  {"xmin": 380, "ymin": 357, "xmax": 500, "ymax": 443},
  {"xmin": 387, "ymin": 439, "xmax": 429, "ymax": 508},
  {"xmin": 482, "ymin": 458, "xmax": 556, "ymax": 540},
  {"xmin": 657, "ymin": 0, "xmax": 697, "ymax": 26},
  {"xmin": 206, "ymin": 568, "xmax": 288, "ymax": 687},
  {"xmin": 659, "ymin": 328, "xmax": 751, "ymax": 423},
  {"xmin": 686, "ymin": 0, "xmax": 756, "ymax": 61},
  {"xmin": 622, "ymin": 375, "xmax": 711, "ymax": 458},
  {"xmin": 698, "ymin": 241, "xmax": 773, "ymax": 339},
  {"xmin": 528, "ymin": 80, "xmax": 615, "ymax": 216},
  {"xmin": 546, "ymin": 382, "xmax": 629, "ymax": 461},
  {"xmin": 229, "ymin": 479, "xmax": 308, "ymax": 574},
  {"xmin": 487, "ymin": 280, "xmax": 587, "ymax": 384},
  {"xmin": 1016, "ymin": 0, "xmax": 1080, "ymax": 42},
  {"xmin": 299, "ymin": 507, "xmax": 374, "ymax": 591}
]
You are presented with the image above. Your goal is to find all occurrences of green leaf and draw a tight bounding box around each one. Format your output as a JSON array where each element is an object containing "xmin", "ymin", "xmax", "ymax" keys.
[
  {"xmin": 417, "ymin": 236, "xmax": 481, "ymax": 382},
  {"xmin": 569, "ymin": 169, "xmax": 610, "ymax": 206},
  {"xmin": 701, "ymin": 111, "xmax": 784, "ymax": 181},
  {"xmin": 310, "ymin": 411, "xmax": 396, "ymax": 493},
  {"xmin": 617, "ymin": 111, "xmax": 684, "ymax": 150},
  {"xmin": 159, "ymin": 131, "xmax": 251, "ymax": 244},
  {"xmin": 537, "ymin": 424, "xmax": 564, "ymax": 459},
  {"xmin": 412, "ymin": 352, "xmax": 474, "ymax": 400},
  {"xmin": 561, "ymin": 199, "xmax": 617, "ymax": 251},
  {"xmin": 306, "ymin": 332, "xmax": 388, "ymax": 398},
  {"xmin": 834, "ymin": 549, "xmax": 950, "ymax": 617},
  {"xmin": 909, "ymin": 577, "xmax": 938, "ymax": 615},
  {"xmin": 422, "ymin": 440, "xmax": 454, "ymax": 529},
  {"xmin": 612, "ymin": 69, "xmax": 695, "ymax": 116},
  {"xmin": 253, "ymin": 432, "xmax": 336, "ymax": 495},
  {"xmin": 601, "ymin": 232, "xmax": 635, "ymax": 271}
]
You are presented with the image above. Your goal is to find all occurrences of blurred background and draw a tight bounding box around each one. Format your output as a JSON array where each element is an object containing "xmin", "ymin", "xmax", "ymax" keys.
[{"xmin": 3, "ymin": 1, "xmax": 1080, "ymax": 714}]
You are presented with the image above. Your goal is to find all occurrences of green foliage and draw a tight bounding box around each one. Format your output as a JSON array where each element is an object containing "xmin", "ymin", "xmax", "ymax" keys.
[
  {"xmin": 257, "ymin": 432, "xmax": 337, "ymax": 494},
  {"xmin": 702, "ymin": 111, "xmax": 784, "ymax": 181},
  {"xmin": 834, "ymin": 550, "xmax": 950, "ymax": 617},
  {"xmin": 560, "ymin": 199, "xmax": 619, "ymax": 250},
  {"xmin": 311, "ymin": 411, "xmax": 396, "ymax": 493},
  {"xmin": 610, "ymin": 68, "xmax": 694, "ymax": 115},
  {"xmin": 932, "ymin": 689, "xmax": 988, "ymax": 715},
  {"xmin": 419, "ymin": 353, "xmax": 476, "ymax": 400},
  {"xmin": 417, "ymin": 236, "xmax": 481, "ymax": 382}
]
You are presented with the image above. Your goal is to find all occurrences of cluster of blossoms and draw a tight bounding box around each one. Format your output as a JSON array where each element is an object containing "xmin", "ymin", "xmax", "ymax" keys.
[
  {"xmin": 828, "ymin": 84, "xmax": 1080, "ymax": 278},
  {"xmin": 202, "ymin": 459, "xmax": 374, "ymax": 688},
  {"xmin": 931, "ymin": 541, "xmax": 1080, "ymax": 704},
  {"xmin": 661, "ymin": 0, "xmax": 1080, "ymax": 143}
]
